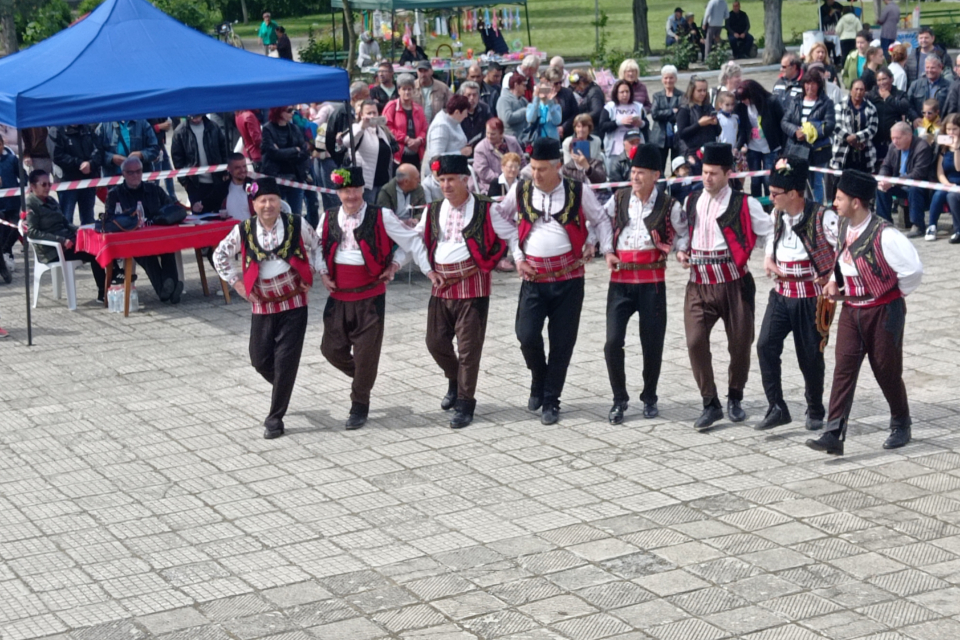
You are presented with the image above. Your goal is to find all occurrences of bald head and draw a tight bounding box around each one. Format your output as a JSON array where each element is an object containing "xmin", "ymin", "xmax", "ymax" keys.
[{"xmin": 396, "ymin": 163, "xmax": 421, "ymax": 192}]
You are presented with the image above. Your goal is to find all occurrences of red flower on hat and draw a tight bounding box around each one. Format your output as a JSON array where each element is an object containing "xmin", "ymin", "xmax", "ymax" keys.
[
  {"xmin": 628, "ymin": 146, "xmax": 638, "ymax": 160},
  {"xmin": 431, "ymin": 160, "xmax": 441, "ymax": 173},
  {"xmin": 245, "ymin": 182, "xmax": 259, "ymax": 198},
  {"xmin": 331, "ymin": 172, "xmax": 345, "ymax": 185},
  {"xmin": 524, "ymin": 144, "xmax": 533, "ymax": 155}
]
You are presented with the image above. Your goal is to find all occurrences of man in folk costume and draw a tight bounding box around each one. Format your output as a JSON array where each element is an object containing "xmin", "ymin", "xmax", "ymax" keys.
[
  {"xmin": 603, "ymin": 143, "xmax": 689, "ymax": 424},
  {"xmin": 318, "ymin": 166, "xmax": 433, "ymax": 430},
  {"xmin": 807, "ymin": 170, "xmax": 922, "ymax": 455},
  {"xmin": 495, "ymin": 137, "xmax": 615, "ymax": 425},
  {"xmin": 213, "ymin": 177, "xmax": 322, "ymax": 439},
  {"xmin": 417, "ymin": 155, "xmax": 520, "ymax": 428},
  {"xmin": 677, "ymin": 142, "xmax": 773, "ymax": 431},
  {"xmin": 756, "ymin": 158, "xmax": 839, "ymax": 431}
]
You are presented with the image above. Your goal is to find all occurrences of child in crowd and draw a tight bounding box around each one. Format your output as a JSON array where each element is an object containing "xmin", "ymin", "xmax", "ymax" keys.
[
  {"xmin": 670, "ymin": 156, "xmax": 702, "ymax": 204},
  {"xmin": 716, "ymin": 91, "xmax": 747, "ymax": 187},
  {"xmin": 919, "ymin": 99, "xmax": 941, "ymax": 146}
]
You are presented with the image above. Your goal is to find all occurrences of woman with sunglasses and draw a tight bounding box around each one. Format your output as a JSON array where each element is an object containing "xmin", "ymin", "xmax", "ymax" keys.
[
  {"xmin": 261, "ymin": 106, "xmax": 311, "ymax": 217},
  {"xmin": 25, "ymin": 170, "xmax": 106, "ymax": 302}
]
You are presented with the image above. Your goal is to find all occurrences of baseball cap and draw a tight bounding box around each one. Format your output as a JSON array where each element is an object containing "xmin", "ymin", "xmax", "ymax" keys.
[
  {"xmin": 415, "ymin": 60, "xmax": 432, "ymax": 70},
  {"xmin": 671, "ymin": 156, "xmax": 688, "ymax": 172},
  {"xmin": 623, "ymin": 129, "xmax": 642, "ymax": 141}
]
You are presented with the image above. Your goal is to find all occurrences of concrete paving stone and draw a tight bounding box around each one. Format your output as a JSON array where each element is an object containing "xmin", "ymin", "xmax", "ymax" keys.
[
  {"xmin": 634, "ymin": 570, "xmax": 710, "ymax": 597},
  {"xmin": 667, "ymin": 587, "xmax": 751, "ymax": 617},
  {"xmin": 136, "ymin": 607, "xmax": 209, "ymax": 635},
  {"xmin": 646, "ymin": 617, "xmax": 728, "ymax": 640},
  {"xmin": 309, "ymin": 616, "xmax": 390, "ymax": 640}
]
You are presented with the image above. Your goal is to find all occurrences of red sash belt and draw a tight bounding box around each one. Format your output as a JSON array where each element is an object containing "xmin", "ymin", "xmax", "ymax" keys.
[{"xmin": 332, "ymin": 264, "xmax": 385, "ymax": 302}]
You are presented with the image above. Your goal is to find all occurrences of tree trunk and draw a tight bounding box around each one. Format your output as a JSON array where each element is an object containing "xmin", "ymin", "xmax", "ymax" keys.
[
  {"xmin": 762, "ymin": 0, "xmax": 784, "ymax": 64},
  {"xmin": 632, "ymin": 0, "xmax": 650, "ymax": 55},
  {"xmin": 240, "ymin": 0, "xmax": 248, "ymax": 24},
  {"xmin": 342, "ymin": 0, "xmax": 357, "ymax": 76},
  {"xmin": 873, "ymin": 0, "xmax": 882, "ymax": 26},
  {"xmin": 1, "ymin": 5, "xmax": 18, "ymax": 56}
]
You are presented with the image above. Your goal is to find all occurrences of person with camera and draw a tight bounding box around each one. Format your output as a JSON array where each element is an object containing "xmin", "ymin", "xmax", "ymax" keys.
[{"xmin": 339, "ymin": 100, "xmax": 398, "ymax": 205}]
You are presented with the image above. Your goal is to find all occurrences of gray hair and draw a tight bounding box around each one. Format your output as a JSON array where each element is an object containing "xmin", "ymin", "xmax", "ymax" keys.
[
  {"xmin": 349, "ymin": 81, "xmax": 368, "ymax": 99},
  {"xmin": 550, "ymin": 56, "xmax": 565, "ymax": 68},
  {"xmin": 660, "ymin": 64, "xmax": 678, "ymax": 79},
  {"xmin": 718, "ymin": 60, "xmax": 742, "ymax": 85},
  {"xmin": 397, "ymin": 73, "xmax": 416, "ymax": 88},
  {"xmin": 120, "ymin": 156, "xmax": 142, "ymax": 172},
  {"xmin": 458, "ymin": 81, "xmax": 480, "ymax": 94},
  {"xmin": 892, "ymin": 121, "xmax": 913, "ymax": 136},
  {"xmin": 521, "ymin": 55, "xmax": 540, "ymax": 70}
]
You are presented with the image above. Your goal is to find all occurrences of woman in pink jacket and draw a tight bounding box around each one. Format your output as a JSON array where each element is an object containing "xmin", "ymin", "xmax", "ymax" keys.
[
  {"xmin": 383, "ymin": 74, "xmax": 428, "ymax": 166},
  {"xmin": 472, "ymin": 117, "xmax": 523, "ymax": 193}
]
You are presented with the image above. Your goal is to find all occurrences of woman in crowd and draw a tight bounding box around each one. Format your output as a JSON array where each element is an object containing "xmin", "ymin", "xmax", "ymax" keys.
[
  {"xmin": 341, "ymin": 100, "xmax": 397, "ymax": 204},
  {"xmin": 525, "ymin": 79, "xmax": 563, "ymax": 140},
  {"xmin": 860, "ymin": 46, "xmax": 884, "ymax": 92},
  {"xmin": 676, "ymin": 76, "xmax": 720, "ymax": 173},
  {"xmin": 423, "ymin": 95, "xmax": 471, "ymax": 175},
  {"xmin": 867, "ymin": 67, "xmax": 916, "ymax": 166},
  {"xmin": 650, "ymin": 65, "xmax": 682, "ymax": 173},
  {"xmin": 496, "ymin": 73, "xmax": 529, "ymax": 139},
  {"xmin": 600, "ymin": 80, "xmax": 646, "ymax": 171},
  {"xmin": 736, "ymin": 79, "xmax": 784, "ymax": 198},
  {"xmin": 473, "ymin": 117, "xmax": 523, "ymax": 192},
  {"xmin": 261, "ymin": 105, "xmax": 310, "ymax": 215},
  {"xmin": 561, "ymin": 115, "xmax": 607, "ymax": 187},
  {"xmin": 24, "ymin": 169, "xmax": 106, "ymax": 302},
  {"xmin": 805, "ymin": 42, "xmax": 838, "ymax": 86},
  {"xmin": 618, "ymin": 58, "xmax": 652, "ymax": 111},
  {"xmin": 562, "ymin": 114, "xmax": 605, "ymax": 166},
  {"xmin": 829, "ymin": 78, "xmax": 878, "ymax": 200},
  {"xmin": 571, "ymin": 69, "xmax": 606, "ymax": 131},
  {"xmin": 384, "ymin": 74, "xmax": 428, "ymax": 167},
  {"xmin": 929, "ymin": 113, "xmax": 960, "ymax": 243},
  {"xmin": 710, "ymin": 61, "xmax": 742, "ymax": 107},
  {"xmin": 781, "ymin": 69, "xmax": 835, "ymax": 203},
  {"xmin": 488, "ymin": 151, "xmax": 522, "ymax": 271},
  {"xmin": 888, "ymin": 43, "xmax": 909, "ymax": 91}
]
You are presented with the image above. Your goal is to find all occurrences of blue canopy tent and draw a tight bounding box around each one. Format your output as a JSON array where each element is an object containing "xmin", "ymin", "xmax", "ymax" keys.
[{"xmin": 0, "ymin": 0, "xmax": 350, "ymax": 344}]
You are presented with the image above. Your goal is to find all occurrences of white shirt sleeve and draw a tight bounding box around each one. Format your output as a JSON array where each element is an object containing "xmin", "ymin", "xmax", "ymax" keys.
[
  {"xmin": 581, "ymin": 184, "xmax": 614, "ymax": 255},
  {"xmin": 881, "ymin": 227, "xmax": 923, "ymax": 296},
  {"xmin": 316, "ymin": 211, "xmax": 330, "ymax": 275},
  {"xmin": 671, "ymin": 200, "xmax": 690, "ymax": 253},
  {"xmin": 213, "ymin": 224, "xmax": 242, "ymax": 285},
  {"xmin": 747, "ymin": 196, "xmax": 774, "ymax": 255},
  {"xmin": 494, "ymin": 183, "xmax": 526, "ymax": 262},
  {"xmin": 382, "ymin": 206, "xmax": 433, "ymax": 274},
  {"xmin": 298, "ymin": 217, "xmax": 324, "ymax": 274},
  {"xmin": 487, "ymin": 200, "xmax": 520, "ymax": 258},
  {"xmin": 822, "ymin": 209, "xmax": 840, "ymax": 250},
  {"xmin": 765, "ymin": 211, "xmax": 777, "ymax": 257}
]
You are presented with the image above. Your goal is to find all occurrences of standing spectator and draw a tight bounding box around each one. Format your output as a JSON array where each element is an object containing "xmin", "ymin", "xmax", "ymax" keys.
[
  {"xmin": 829, "ymin": 78, "xmax": 878, "ymax": 200},
  {"xmin": 561, "ymin": 121, "xmax": 607, "ymax": 187},
  {"xmin": 676, "ymin": 76, "xmax": 720, "ymax": 170},
  {"xmin": 370, "ymin": 61, "xmax": 397, "ymax": 112},
  {"xmin": 356, "ymin": 32, "xmax": 380, "ymax": 68},
  {"xmin": 737, "ymin": 79, "xmax": 785, "ymax": 198},
  {"xmin": 51, "ymin": 124, "xmax": 101, "ymax": 225},
  {"xmin": 666, "ymin": 7, "xmax": 684, "ymax": 46},
  {"xmin": 423, "ymin": 95, "xmax": 471, "ymax": 176},
  {"xmin": 473, "ymin": 117, "xmax": 523, "ymax": 191},
  {"xmin": 710, "ymin": 60, "xmax": 743, "ymax": 106},
  {"xmin": 325, "ymin": 81, "xmax": 370, "ymax": 166},
  {"xmin": 944, "ymin": 61, "xmax": 960, "ymax": 117},
  {"xmin": 867, "ymin": 68, "xmax": 917, "ymax": 164},
  {"xmin": 545, "ymin": 68, "xmax": 578, "ymax": 140},
  {"xmin": 908, "ymin": 57, "xmax": 950, "ymax": 118},
  {"xmin": 235, "ymin": 109, "xmax": 263, "ymax": 169},
  {"xmin": 650, "ymin": 65, "xmax": 682, "ymax": 172},
  {"xmin": 171, "ymin": 114, "xmax": 229, "ymax": 213},
  {"xmin": 497, "ymin": 73, "xmax": 530, "ymax": 139},
  {"xmin": 413, "ymin": 61, "xmax": 452, "ymax": 124},
  {"xmin": 820, "ymin": 0, "xmax": 840, "ymax": 30},
  {"xmin": 726, "ymin": 1, "xmax": 754, "ymax": 59},
  {"xmin": 618, "ymin": 59, "xmax": 652, "ymax": 111},
  {"xmin": 98, "ymin": 119, "xmax": 159, "ymax": 177},
  {"xmin": 781, "ymin": 69, "xmax": 835, "ymax": 203},
  {"xmin": 841, "ymin": 30, "xmax": 871, "ymax": 89},
  {"xmin": 702, "ymin": 0, "xmax": 729, "ymax": 61},
  {"xmin": 261, "ymin": 106, "xmax": 310, "ymax": 216},
  {"xmin": 275, "ymin": 26, "xmax": 293, "ymax": 60},
  {"xmin": 341, "ymin": 100, "xmax": 396, "ymax": 205},
  {"xmin": 561, "ymin": 114, "xmax": 605, "ymax": 169},
  {"xmin": 480, "ymin": 62, "xmax": 503, "ymax": 111},
  {"xmin": 258, "ymin": 12, "xmax": 277, "ymax": 55},
  {"xmin": 876, "ymin": 0, "xmax": 900, "ymax": 55},
  {"xmin": 458, "ymin": 81, "xmax": 492, "ymax": 145},
  {"xmin": 21, "ymin": 127, "xmax": 52, "ymax": 175},
  {"xmin": 805, "ymin": 42, "xmax": 838, "ymax": 86},
  {"xmin": 525, "ymin": 80, "xmax": 563, "ymax": 140},
  {"xmin": 0, "ymin": 136, "xmax": 18, "ymax": 283},
  {"xmin": 876, "ymin": 122, "xmax": 934, "ymax": 235},
  {"xmin": 906, "ymin": 26, "xmax": 954, "ymax": 85},
  {"xmin": 571, "ymin": 69, "xmax": 606, "ymax": 131},
  {"xmin": 773, "ymin": 53, "xmax": 804, "ymax": 104},
  {"xmin": 930, "ymin": 114, "xmax": 960, "ymax": 242},
  {"xmin": 888, "ymin": 43, "xmax": 909, "ymax": 91},
  {"xmin": 860, "ymin": 46, "xmax": 884, "ymax": 93},
  {"xmin": 465, "ymin": 63, "xmax": 484, "ymax": 86},
  {"xmin": 148, "ymin": 117, "xmax": 177, "ymax": 198},
  {"xmin": 398, "ymin": 38, "xmax": 428, "ymax": 66},
  {"xmin": 835, "ymin": 8, "xmax": 863, "ymax": 69},
  {"xmin": 501, "ymin": 55, "xmax": 540, "ymax": 102},
  {"xmin": 384, "ymin": 73, "xmax": 428, "ymax": 166},
  {"xmin": 600, "ymin": 79, "xmax": 645, "ymax": 169}
]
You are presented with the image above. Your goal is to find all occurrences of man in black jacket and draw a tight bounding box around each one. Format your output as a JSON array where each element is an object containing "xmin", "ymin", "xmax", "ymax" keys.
[
  {"xmin": 325, "ymin": 81, "xmax": 370, "ymax": 167},
  {"xmin": 480, "ymin": 62, "xmax": 503, "ymax": 111},
  {"xmin": 726, "ymin": 2, "xmax": 754, "ymax": 59},
  {"xmin": 609, "ymin": 130, "xmax": 643, "ymax": 183},
  {"xmin": 370, "ymin": 62, "xmax": 397, "ymax": 113},
  {"xmin": 50, "ymin": 124, "xmax": 102, "ymax": 225},
  {"xmin": 171, "ymin": 115, "xmax": 229, "ymax": 213},
  {"xmin": 876, "ymin": 122, "xmax": 934, "ymax": 236},
  {"xmin": 458, "ymin": 81, "xmax": 492, "ymax": 145}
]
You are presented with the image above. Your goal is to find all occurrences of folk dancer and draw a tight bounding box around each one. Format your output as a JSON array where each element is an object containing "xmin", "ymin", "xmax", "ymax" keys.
[
  {"xmin": 496, "ymin": 137, "xmax": 615, "ymax": 425},
  {"xmin": 756, "ymin": 158, "xmax": 839, "ymax": 431},
  {"xmin": 417, "ymin": 155, "xmax": 520, "ymax": 428},
  {"xmin": 677, "ymin": 142, "xmax": 773, "ymax": 430},
  {"xmin": 318, "ymin": 166, "xmax": 433, "ymax": 430},
  {"xmin": 806, "ymin": 169, "xmax": 922, "ymax": 455},
  {"xmin": 213, "ymin": 177, "xmax": 322, "ymax": 439},
  {"xmin": 603, "ymin": 144, "xmax": 689, "ymax": 424}
]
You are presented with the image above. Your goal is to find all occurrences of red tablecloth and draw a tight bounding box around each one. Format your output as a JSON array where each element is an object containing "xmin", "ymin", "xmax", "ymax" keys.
[{"xmin": 76, "ymin": 221, "xmax": 237, "ymax": 268}]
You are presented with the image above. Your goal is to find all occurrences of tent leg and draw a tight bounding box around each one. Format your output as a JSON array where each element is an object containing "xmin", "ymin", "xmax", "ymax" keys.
[
  {"xmin": 17, "ymin": 129, "xmax": 31, "ymax": 346},
  {"xmin": 524, "ymin": 3, "xmax": 532, "ymax": 47}
]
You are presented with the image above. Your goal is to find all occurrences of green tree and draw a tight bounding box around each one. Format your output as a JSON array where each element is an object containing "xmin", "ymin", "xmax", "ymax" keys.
[
  {"xmin": 153, "ymin": 0, "xmax": 222, "ymax": 32},
  {"xmin": 631, "ymin": 0, "xmax": 650, "ymax": 56},
  {"xmin": 762, "ymin": 0, "xmax": 785, "ymax": 64}
]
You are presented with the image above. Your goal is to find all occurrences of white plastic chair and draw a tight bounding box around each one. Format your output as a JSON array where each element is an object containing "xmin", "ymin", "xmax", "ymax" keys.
[{"xmin": 20, "ymin": 221, "xmax": 81, "ymax": 311}]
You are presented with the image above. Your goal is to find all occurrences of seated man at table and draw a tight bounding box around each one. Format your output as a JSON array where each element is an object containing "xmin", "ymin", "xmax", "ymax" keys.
[
  {"xmin": 209, "ymin": 153, "xmax": 254, "ymax": 221},
  {"xmin": 104, "ymin": 157, "xmax": 185, "ymax": 303}
]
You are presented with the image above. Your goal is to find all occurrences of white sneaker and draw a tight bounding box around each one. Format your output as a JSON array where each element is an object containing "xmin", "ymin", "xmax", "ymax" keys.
[{"xmin": 925, "ymin": 225, "xmax": 937, "ymax": 242}]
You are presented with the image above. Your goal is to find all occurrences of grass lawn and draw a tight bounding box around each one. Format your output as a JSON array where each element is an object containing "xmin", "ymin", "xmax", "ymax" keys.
[{"xmin": 233, "ymin": 0, "xmax": 904, "ymax": 61}]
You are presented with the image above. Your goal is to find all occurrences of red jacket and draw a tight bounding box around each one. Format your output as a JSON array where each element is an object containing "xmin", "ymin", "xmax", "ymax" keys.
[
  {"xmin": 235, "ymin": 110, "xmax": 262, "ymax": 162},
  {"xmin": 383, "ymin": 99, "xmax": 428, "ymax": 163}
]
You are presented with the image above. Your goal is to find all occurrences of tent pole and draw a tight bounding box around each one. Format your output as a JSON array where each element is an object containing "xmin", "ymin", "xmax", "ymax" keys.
[
  {"xmin": 16, "ymin": 129, "xmax": 31, "ymax": 346},
  {"xmin": 331, "ymin": 8, "xmax": 338, "ymax": 65},
  {"xmin": 524, "ymin": 3, "xmax": 532, "ymax": 47}
]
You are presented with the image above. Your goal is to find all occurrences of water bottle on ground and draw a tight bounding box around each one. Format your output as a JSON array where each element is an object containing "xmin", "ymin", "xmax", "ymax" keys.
[{"xmin": 129, "ymin": 287, "xmax": 139, "ymax": 313}]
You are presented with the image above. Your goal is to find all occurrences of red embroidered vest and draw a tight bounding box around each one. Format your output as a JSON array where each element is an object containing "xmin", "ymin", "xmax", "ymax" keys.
[
  {"xmin": 516, "ymin": 178, "xmax": 588, "ymax": 259},
  {"xmin": 685, "ymin": 189, "xmax": 757, "ymax": 268},
  {"xmin": 612, "ymin": 186, "xmax": 676, "ymax": 256},
  {"xmin": 239, "ymin": 214, "xmax": 314, "ymax": 294},
  {"xmin": 321, "ymin": 206, "xmax": 396, "ymax": 279},
  {"xmin": 773, "ymin": 200, "xmax": 836, "ymax": 276},
  {"xmin": 835, "ymin": 215, "xmax": 901, "ymax": 305},
  {"xmin": 423, "ymin": 195, "xmax": 508, "ymax": 272}
]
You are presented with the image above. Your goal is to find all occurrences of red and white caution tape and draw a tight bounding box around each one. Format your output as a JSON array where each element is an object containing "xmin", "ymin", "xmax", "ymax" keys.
[
  {"xmin": 0, "ymin": 163, "xmax": 232, "ymax": 199},
  {"xmin": 809, "ymin": 166, "xmax": 960, "ymax": 194}
]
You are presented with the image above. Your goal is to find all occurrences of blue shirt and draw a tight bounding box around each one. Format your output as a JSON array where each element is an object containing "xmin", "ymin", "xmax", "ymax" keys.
[{"xmin": 900, "ymin": 149, "xmax": 909, "ymax": 176}]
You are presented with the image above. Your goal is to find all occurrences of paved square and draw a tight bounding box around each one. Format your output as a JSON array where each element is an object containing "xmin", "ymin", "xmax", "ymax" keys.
[{"xmin": 0, "ymin": 230, "xmax": 958, "ymax": 640}]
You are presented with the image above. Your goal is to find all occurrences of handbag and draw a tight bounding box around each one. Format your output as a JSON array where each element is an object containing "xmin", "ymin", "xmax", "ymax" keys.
[
  {"xmin": 151, "ymin": 203, "xmax": 189, "ymax": 226},
  {"xmin": 784, "ymin": 139, "xmax": 811, "ymax": 162},
  {"xmin": 95, "ymin": 211, "xmax": 139, "ymax": 233}
]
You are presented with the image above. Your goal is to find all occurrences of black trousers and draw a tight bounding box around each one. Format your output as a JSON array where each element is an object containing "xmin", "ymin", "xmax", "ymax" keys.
[
  {"xmin": 756, "ymin": 290, "xmax": 825, "ymax": 419},
  {"xmin": 515, "ymin": 278, "xmax": 584, "ymax": 409},
  {"xmin": 605, "ymin": 282, "xmax": 667, "ymax": 405},
  {"xmin": 0, "ymin": 206, "xmax": 19, "ymax": 256},
  {"xmin": 136, "ymin": 253, "xmax": 179, "ymax": 298},
  {"xmin": 249, "ymin": 306, "xmax": 309, "ymax": 431},
  {"xmin": 62, "ymin": 247, "xmax": 107, "ymax": 297}
]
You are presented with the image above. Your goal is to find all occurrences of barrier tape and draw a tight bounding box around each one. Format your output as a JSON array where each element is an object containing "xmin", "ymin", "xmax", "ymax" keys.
[{"xmin": 0, "ymin": 163, "xmax": 233, "ymax": 199}]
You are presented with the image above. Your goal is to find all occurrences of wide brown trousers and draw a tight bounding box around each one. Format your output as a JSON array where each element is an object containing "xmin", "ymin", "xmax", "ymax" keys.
[
  {"xmin": 321, "ymin": 295, "xmax": 386, "ymax": 405},
  {"xmin": 426, "ymin": 296, "xmax": 490, "ymax": 400}
]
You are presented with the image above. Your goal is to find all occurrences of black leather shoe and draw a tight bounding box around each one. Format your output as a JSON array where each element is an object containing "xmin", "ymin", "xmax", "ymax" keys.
[
  {"xmin": 541, "ymin": 405, "xmax": 559, "ymax": 425},
  {"xmin": 883, "ymin": 426, "xmax": 911, "ymax": 449},
  {"xmin": 950, "ymin": 232, "xmax": 960, "ymax": 244},
  {"xmin": 608, "ymin": 402, "xmax": 628, "ymax": 425},
  {"xmin": 806, "ymin": 430, "xmax": 844, "ymax": 455},
  {"xmin": 170, "ymin": 281, "xmax": 184, "ymax": 304},
  {"xmin": 527, "ymin": 395, "xmax": 542, "ymax": 412},
  {"xmin": 805, "ymin": 416, "xmax": 824, "ymax": 431},
  {"xmin": 643, "ymin": 402, "xmax": 659, "ymax": 419},
  {"xmin": 159, "ymin": 278, "xmax": 175, "ymax": 302},
  {"xmin": 440, "ymin": 380, "xmax": 458, "ymax": 411},
  {"xmin": 0, "ymin": 257, "xmax": 10, "ymax": 284},
  {"xmin": 345, "ymin": 402, "xmax": 369, "ymax": 430},
  {"xmin": 694, "ymin": 403, "xmax": 724, "ymax": 431},
  {"xmin": 450, "ymin": 399, "xmax": 476, "ymax": 429},
  {"xmin": 263, "ymin": 426, "xmax": 284, "ymax": 439},
  {"xmin": 727, "ymin": 399, "xmax": 746, "ymax": 422},
  {"xmin": 755, "ymin": 404, "xmax": 791, "ymax": 430}
]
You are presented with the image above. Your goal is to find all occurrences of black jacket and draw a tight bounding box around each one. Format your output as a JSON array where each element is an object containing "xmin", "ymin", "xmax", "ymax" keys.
[
  {"xmin": 261, "ymin": 121, "xmax": 309, "ymax": 182},
  {"xmin": 649, "ymin": 90, "xmax": 682, "ymax": 148},
  {"xmin": 747, "ymin": 98, "xmax": 786, "ymax": 153},
  {"xmin": 370, "ymin": 84, "xmax": 397, "ymax": 113},
  {"xmin": 556, "ymin": 86, "xmax": 579, "ymax": 140},
  {"xmin": 867, "ymin": 87, "xmax": 918, "ymax": 145},
  {"xmin": 25, "ymin": 194, "xmax": 74, "ymax": 263},
  {"xmin": 676, "ymin": 102, "xmax": 721, "ymax": 155},
  {"xmin": 461, "ymin": 101, "xmax": 492, "ymax": 144},
  {"xmin": 481, "ymin": 81, "xmax": 502, "ymax": 112},
  {"xmin": 879, "ymin": 135, "xmax": 935, "ymax": 182},
  {"xmin": 170, "ymin": 117, "xmax": 228, "ymax": 188},
  {"xmin": 399, "ymin": 45, "xmax": 428, "ymax": 65},
  {"xmin": 781, "ymin": 93, "xmax": 836, "ymax": 158},
  {"xmin": 325, "ymin": 102, "xmax": 355, "ymax": 166},
  {"xmin": 576, "ymin": 83, "xmax": 606, "ymax": 131},
  {"xmin": 944, "ymin": 79, "xmax": 960, "ymax": 119},
  {"xmin": 105, "ymin": 181, "xmax": 173, "ymax": 220},
  {"xmin": 51, "ymin": 124, "xmax": 102, "ymax": 181}
]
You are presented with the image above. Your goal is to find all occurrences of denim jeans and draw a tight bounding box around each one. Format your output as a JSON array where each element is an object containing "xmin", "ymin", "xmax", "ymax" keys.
[
  {"xmin": 810, "ymin": 171, "xmax": 825, "ymax": 205},
  {"xmin": 929, "ymin": 189, "xmax": 960, "ymax": 229},
  {"xmin": 877, "ymin": 185, "xmax": 928, "ymax": 227},
  {"xmin": 280, "ymin": 185, "xmax": 303, "ymax": 216},
  {"xmin": 155, "ymin": 150, "xmax": 177, "ymax": 200},
  {"xmin": 362, "ymin": 186, "xmax": 381, "ymax": 205},
  {"xmin": 746, "ymin": 149, "xmax": 778, "ymax": 198},
  {"xmin": 318, "ymin": 157, "xmax": 339, "ymax": 211},
  {"xmin": 58, "ymin": 187, "xmax": 97, "ymax": 225}
]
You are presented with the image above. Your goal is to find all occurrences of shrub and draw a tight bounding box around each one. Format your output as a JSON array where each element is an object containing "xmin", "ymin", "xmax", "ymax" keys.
[
  {"xmin": 153, "ymin": 0, "xmax": 222, "ymax": 33},
  {"xmin": 705, "ymin": 39, "xmax": 730, "ymax": 70},
  {"xmin": 661, "ymin": 39, "xmax": 697, "ymax": 71},
  {"xmin": 298, "ymin": 27, "xmax": 335, "ymax": 65},
  {"xmin": 16, "ymin": 0, "xmax": 72, "ymax": 46}
]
